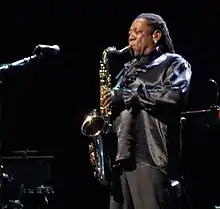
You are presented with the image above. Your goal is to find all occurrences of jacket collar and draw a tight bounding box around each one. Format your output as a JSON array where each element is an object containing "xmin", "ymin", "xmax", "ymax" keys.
[{"xmin": 116, "ymin": 50, "xmax": 168, "ymax": 80}]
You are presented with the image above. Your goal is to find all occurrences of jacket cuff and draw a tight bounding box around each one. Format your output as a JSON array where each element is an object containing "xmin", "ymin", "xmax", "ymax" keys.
[{"xmin": 111, "ymin": 90, "xmax": 126, "ymax": 116}]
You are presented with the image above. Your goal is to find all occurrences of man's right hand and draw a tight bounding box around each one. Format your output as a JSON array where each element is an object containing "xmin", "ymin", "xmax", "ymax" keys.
[{"xmin": 100, "ymin": 89, "xmax": 114, "ymax": 109}]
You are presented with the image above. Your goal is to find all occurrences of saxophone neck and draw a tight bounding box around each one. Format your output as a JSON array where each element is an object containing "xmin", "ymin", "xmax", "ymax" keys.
[
  {"xmin": 102, "ymin": 47, "xmax": 113, "ymax": 63},
  {"xmin": 102, "ymin": 46, "xmax": 130, "ymax": 63}
]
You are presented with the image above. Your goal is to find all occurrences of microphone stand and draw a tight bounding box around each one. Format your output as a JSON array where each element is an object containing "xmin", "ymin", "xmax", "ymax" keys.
[
  {"xmin": 0, "ymin": 53, "xmax": 42, "ymax": 76},
  {"xmin": 0, "ymin": 44, "xmax": 60, "ymax": 81}
]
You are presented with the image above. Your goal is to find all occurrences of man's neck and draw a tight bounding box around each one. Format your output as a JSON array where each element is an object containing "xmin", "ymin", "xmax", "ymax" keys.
[
  {"xmin": 135, "ymin": 48, "xmax": 162, "ymax": 67},
  {"xmin": 135, "ymin": 48, "xmax": 159, "ymax": 61},
  {"xmin": 143, "ymin": 47, "xmax": 157, "ymax": 56}
]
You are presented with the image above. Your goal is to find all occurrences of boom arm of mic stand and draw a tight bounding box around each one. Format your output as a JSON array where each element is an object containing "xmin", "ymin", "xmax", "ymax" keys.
[
  {"xmin": 11, "ymin": 53, "xmax": 40, "ymax": 67},
  {"xmin": 0, "ymin": 53, "xmax": 42, "ymax": 80},
  {"xmin": 0, "ymin": 53, "xmax": 41, "ymax": 71}
]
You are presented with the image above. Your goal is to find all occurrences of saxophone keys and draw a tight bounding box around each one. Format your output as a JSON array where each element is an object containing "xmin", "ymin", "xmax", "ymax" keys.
[{"xmin": 89, "ymin": 143, "xmax": 95, "ymax": 166}]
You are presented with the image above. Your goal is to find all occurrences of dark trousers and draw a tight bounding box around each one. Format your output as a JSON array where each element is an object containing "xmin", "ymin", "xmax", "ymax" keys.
[{"xmin": 110, "ymin": 163, "xmax": 167, "ymax": 209}]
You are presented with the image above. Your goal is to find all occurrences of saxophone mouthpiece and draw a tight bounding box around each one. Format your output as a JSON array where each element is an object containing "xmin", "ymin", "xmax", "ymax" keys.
[
  {"xmin": 118, "ymin": 46, "xmax": 131, "ymax": 54},
  {"xmin": 108, "ymin": 46, "xmax": 131, "ymax": 55}
]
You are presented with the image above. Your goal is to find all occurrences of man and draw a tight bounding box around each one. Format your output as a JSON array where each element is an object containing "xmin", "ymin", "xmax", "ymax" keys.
[{"xmin": 101, "ymin": 13, "xmax": 192, "ymax": 209}]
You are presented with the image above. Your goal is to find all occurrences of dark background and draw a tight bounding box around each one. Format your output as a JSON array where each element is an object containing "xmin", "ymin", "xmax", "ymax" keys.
[{"xmin": 0, "ymin": 1, "xmax": 220, "ymax": 209}]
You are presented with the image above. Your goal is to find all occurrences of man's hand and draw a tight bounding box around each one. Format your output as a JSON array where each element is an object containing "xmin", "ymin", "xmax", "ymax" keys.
[
  {"xmin": 100, "ymin": 89, "xmax": 114, "ymax": 109},
  {"xmin": 89, "ymin": 143, "xmax": 98, "ymax": 177},
  {"xmin": 89, "ymin": 143, "xmax": 95, "ymax": 166}
]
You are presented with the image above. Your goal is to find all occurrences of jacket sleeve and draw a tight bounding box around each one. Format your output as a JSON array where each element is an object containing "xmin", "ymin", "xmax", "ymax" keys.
[
  {"xmin": 122, "ymin": 56, "xmax": 192, "ymax": 115},
  {"xmin": 137, "ymin": 57, "xmax": 192, "ymax": 113}
]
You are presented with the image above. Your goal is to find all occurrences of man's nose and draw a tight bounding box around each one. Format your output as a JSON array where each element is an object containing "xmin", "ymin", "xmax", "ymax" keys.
[
  {"xmin": 128, "ymin": 36, "xmax": 135, "ymax": 42},
  {"xmin": 128, "ymin": 33, "xmax": 136, "ymax": 41}
]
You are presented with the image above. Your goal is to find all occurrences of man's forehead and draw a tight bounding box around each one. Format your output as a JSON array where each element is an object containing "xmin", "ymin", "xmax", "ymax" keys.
[{"xmin": 130, "ymin": 18, "xmax": 148, "ymax": 29}]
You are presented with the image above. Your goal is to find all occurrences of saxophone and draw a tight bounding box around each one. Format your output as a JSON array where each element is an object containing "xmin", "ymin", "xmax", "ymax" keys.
[{"xmin": 81, "ymin": 46, "xmax": 130, "ymax": 186}]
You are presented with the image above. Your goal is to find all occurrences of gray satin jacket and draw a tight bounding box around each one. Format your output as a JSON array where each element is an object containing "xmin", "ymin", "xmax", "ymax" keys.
[{"xmin": 111, "ymin": 50, "xmax": 192, "ymax": 175}]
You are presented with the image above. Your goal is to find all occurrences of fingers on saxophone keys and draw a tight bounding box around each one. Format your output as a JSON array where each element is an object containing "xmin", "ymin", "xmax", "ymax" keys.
[
  {"xmin": 89, "ymin": 143, "xmax": 94, "ymax": 152},
  {"xmin": 90, "ymin": 157, "xmax": 95, "ymax": 166},
  {"xmin": 105, "ymin": 92, "xmax": 112, "ymax": 103},
  {"xmin": 106, "ymin": 91, "xmax": 112, "ymax": 97},
  {"xmin": 103, "ymin": 99, "xmax": 111, "ymax": 108},
  {"xmin": 100, "ymin": 98, "xmax": 106, "ymax": 107},
  {"xmin": 89, "ymin": 149, "xmax": 95, "ymax": 165},
  {"xmin": 91, "ymin": 152, "xmax": 95, "ymax": 158},
  {"xmin": 101, "ymin": 91, "xmax": 111, "ymax": 99}
]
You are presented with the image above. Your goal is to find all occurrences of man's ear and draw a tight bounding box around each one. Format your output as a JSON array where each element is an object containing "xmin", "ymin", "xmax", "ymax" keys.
[{"xmin": 152, "ymin": 30, "xmax": 161, "ymax": 44}]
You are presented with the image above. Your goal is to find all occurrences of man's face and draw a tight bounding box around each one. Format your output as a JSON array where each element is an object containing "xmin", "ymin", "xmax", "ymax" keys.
[{"xmin": 128, "ymin": 18, "xmax": 156, "ymax": 57}]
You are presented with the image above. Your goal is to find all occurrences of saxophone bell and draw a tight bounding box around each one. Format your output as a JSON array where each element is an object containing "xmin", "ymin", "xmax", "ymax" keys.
[{"xmin": 81, "ymin": 109, "xmax": 105, "ymax": 137}]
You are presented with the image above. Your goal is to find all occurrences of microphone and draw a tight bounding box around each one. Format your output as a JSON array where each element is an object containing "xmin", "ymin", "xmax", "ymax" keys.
[
  {"xmin": 0, "ymin": 54, "xmax": 38, "ymax": 71},
  {"xmin": 32, "ymin": 44, "xmax": 60, "ymax": 55},
  {"xmin": 0, "ymin": 44, "xmax": 60, "ymax": 73}
]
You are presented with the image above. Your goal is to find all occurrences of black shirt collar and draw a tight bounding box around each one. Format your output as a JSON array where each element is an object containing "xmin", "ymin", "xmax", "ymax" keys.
[
  {"xmin": 124, "ymin": 49, "xmax": 162, "ymax": 69},
  {"xmin": 135, "ymin": 49, "xmax": 162, "ymax": 68},
  {"xmin": 116, "ymin": 49, "xmax": 163, "ymax": 80}
]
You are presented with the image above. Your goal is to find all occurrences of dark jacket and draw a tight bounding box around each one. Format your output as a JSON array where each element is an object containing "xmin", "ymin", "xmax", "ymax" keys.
[{"xmin": 111, "ymin": 50, "xmax": 192, "ymax": 174}]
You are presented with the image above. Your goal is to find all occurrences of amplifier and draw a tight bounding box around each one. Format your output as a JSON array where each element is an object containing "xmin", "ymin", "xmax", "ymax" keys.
[{"xmin": 0, "ymin": 155, "xmax": 54, "ymax": 188}]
